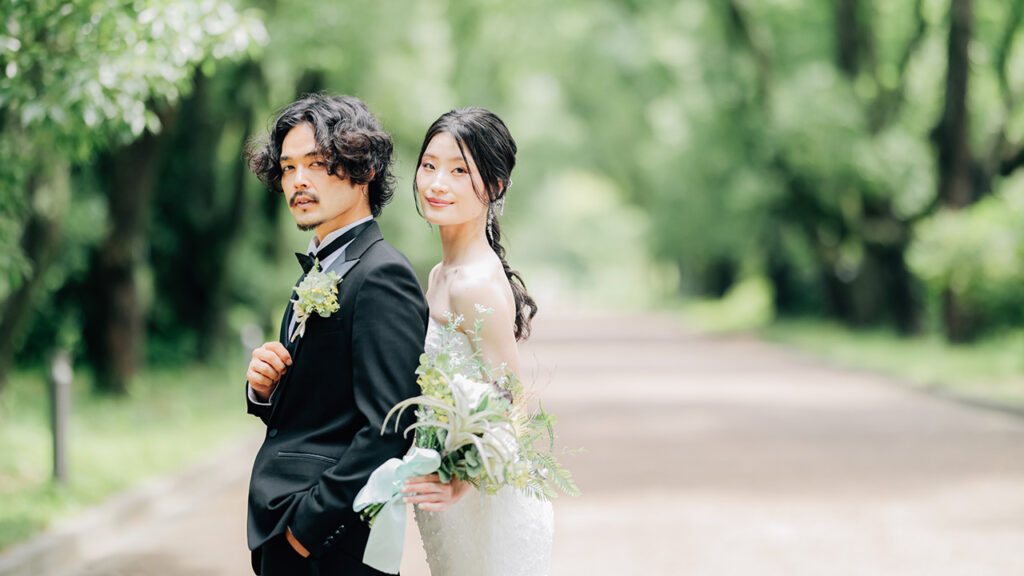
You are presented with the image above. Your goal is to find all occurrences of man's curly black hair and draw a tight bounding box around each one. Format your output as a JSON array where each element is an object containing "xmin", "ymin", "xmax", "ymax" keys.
[{"xmin": 246, "ymin": 93, "xmax": 395, "ymax": 217}]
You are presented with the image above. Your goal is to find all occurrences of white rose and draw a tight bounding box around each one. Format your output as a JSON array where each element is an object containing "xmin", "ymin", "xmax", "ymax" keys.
[{"xmin": 451, "ymin": 374, "xmax": 494, "ymax": 410}]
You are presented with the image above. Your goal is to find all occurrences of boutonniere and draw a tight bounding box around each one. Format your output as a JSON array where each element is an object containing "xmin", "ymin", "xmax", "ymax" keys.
[{"xmin": 291, "ymin": 260, "xmax": 341, "ymax": 342}]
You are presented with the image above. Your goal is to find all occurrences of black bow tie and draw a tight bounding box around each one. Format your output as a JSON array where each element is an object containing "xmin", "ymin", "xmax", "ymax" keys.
[
  {"xmin": 295, "ymin": 220, "xmax": 372, "ymax": 274},
  {"xmin": 296, "ymin": 252, "xmax": 317, "ymax": 274}
]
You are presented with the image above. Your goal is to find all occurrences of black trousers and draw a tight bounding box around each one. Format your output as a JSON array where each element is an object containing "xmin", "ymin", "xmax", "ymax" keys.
[{"xmin": 255, "ymin": 534, "xmax": 395, "ymax": 576}]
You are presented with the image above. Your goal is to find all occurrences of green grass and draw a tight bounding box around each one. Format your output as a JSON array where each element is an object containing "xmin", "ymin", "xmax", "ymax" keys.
[
  {"xmin": 676, "ymin": 276, "xmax": 775, "ymax": 333},
  {"xmin": 0, "ymin": 356, "xmax": 260, "ymax": 552},
  {"xmin": 760, "ymin": 319, "xmax": 1024, "ymax": 410},
  {"xmin": 672, "ymin": 277, "xmax": 1024, "ymax": 411}
]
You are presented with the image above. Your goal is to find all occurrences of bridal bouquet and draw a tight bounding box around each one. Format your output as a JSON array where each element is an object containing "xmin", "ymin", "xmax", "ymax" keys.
[{"xmin": 352, "ymin": 310, "xmax": 578, "ymax": 573}]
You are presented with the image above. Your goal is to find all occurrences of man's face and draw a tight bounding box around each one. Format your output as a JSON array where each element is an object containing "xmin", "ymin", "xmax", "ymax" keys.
[{"xmin": 279, "ymin": 122, "xmax": 369, "ymax": 237}]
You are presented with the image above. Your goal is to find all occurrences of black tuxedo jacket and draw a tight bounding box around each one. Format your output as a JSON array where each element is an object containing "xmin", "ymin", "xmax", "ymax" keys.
[{"xmin": 246, "ymin": 221, "xmax": 427, "ymax": 566}]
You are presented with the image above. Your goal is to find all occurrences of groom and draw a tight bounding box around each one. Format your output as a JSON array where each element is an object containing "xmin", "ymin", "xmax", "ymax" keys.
[{"xmin": 243, "ymin": 94, "xmax": 426, "ymax": 575}]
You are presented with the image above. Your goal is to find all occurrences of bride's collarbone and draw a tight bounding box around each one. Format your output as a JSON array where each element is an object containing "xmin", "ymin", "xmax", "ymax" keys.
[{"xmin": 434, "ymin": 259, "xmax": 501, "ymax": 286}]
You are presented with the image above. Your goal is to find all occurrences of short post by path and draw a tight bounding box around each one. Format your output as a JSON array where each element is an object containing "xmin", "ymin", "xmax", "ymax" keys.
[{"xmin": 48, "ymin": 349, "xmax": 72, "ymax": 484}]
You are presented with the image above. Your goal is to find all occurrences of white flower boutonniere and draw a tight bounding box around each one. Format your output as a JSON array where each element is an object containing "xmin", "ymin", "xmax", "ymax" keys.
[{"xmin": 291, "ymin": 260, "xmax": 341, "ymax": 342}]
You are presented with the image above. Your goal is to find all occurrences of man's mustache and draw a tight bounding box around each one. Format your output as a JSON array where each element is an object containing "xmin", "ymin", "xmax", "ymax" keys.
[{"xmin": 289, "ymin": 191, "xmax": 319, "ymax": 206}]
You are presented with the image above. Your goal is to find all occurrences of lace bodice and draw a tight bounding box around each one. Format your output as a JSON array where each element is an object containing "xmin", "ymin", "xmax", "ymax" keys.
[
  {"xmin": 424, "ymin": 316, "xmax": 486, "ymax": 380},
  {"xmin": 425, "ymin": 317, "xmax": 473, "ymax": 361}
]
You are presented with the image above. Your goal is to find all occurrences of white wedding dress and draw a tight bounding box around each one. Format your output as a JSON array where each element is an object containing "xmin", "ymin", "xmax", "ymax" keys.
[{"xmin": 416, "ymin": 317, "xmax": 555, "ymax": 576}]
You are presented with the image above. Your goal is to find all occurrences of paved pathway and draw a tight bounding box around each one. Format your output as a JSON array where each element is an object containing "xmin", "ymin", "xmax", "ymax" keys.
[{"xmin": 66, "ymin": 313, "xmax": 1024, "ymax": 575}]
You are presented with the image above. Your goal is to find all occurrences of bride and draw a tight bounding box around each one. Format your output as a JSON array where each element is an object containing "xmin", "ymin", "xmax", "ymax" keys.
[{"xmin": 400, "ymin": 108, "xmax": 554, "ymax": 575}]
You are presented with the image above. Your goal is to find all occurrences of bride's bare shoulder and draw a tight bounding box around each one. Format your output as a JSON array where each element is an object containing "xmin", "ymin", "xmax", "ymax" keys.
[
  {"xmin": 427, "ymin": 262, "xmax": 444, "ymax": 288},
  {"xmin": 447, "ymin": 260, "xmax": 514, "ymax": 327}
]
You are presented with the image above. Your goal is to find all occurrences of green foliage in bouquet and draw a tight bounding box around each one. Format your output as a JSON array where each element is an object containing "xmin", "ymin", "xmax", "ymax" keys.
[{"xmin": 385, "ymin": 310, "xmax": 579, "ymax": 501}]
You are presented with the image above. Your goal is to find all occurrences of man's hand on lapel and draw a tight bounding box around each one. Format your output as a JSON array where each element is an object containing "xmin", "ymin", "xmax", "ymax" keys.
[{"xmin": 247, "ymin": 342, "xmax": 293, "ymax": 402}]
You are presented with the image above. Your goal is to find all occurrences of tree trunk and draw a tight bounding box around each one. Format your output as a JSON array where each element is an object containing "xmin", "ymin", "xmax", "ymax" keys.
[
  {"xmin": 147, "ymin": 63, "xmax": 263, "ymax": 362},
  {"xmin": 863, "ymin": 238, "xmax": 919, "ymax": 334},
  {"xmin": 198, "ymin": 69, "xmax": 258, "ymax": 360},
  {"xmin": 935, "ymin": 0, "xmax": 974, "ymax": 209},
  {"xmin": 934, "ymin": 0, "xmax": 977, "ymax": 342},
  {"xmin": 767, "ymin": 234, "xmax": 802, "ymax": 315},
  {"xmin": 725, "ymin": 0, "xmax": 772, "ymax": 106},
  {"xmin": 881, "ymin": 243, "xmax": 919, "ymax": 334},
  {"xmin": 836, "ymin": 0, "xmax": 862, "ymax": 76},
  {"xmin": 836, "ymin": 0, "xmax": 879, "ymax": 79},
  {"xmin": 89, "ymin": 129, "xmax": 163, "ymax": 394},
  {"xmin": 0, "ymin": 164, "xmax": 69, "ymax": 393},
  {"xmin": 942, "ymin": 290, "xmax": 976, "ymax": 343},
  {"xmin": 704, "ymin": 260, "xmax": 737, "ymax": 298},
  {"xmin": 820, "ymin": 267, "xmax": 853, "ymax": 324}
]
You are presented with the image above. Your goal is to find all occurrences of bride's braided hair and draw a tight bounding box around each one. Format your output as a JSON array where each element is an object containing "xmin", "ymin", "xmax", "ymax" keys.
[{"xmin": 414, "ymin": 107, "xmax": 538, "ymax": 340}]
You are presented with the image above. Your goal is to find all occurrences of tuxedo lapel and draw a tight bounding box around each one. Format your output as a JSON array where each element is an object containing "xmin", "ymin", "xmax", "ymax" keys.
[
  {"xmin": 338, "ymin": 220, "xmax": 383, "ymax": 264},
  {"xmin": 268, "ymin": 221, "xmax": 382, "ymax": 423},
  {"xmin": 280, "ymin": 273, "xmax": 304, "ymax": 344},
  {"xmin": 278, "ymin": 296, "xmax": 292, "ymax": 345},
  {"xmin": 325, "ymin": 257, "xmax": 360, "ymax": 280}
]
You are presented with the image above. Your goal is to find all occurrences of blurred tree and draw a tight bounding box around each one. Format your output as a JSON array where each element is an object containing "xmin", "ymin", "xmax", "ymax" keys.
[
  {"xmin": 714, "ymin": 0, "xmax": 935, "ymax": 332},
  {"xmin": 674, "ymin": 0, "xmax": 1023, "ymax": 340},
  {"xmin": 933, "ymin": 0, "xmax": 977, "ymax": 341},
  {"xmin": 910, "ymin": 176, "xmax": 1024, "ymax": 333},
  {"xmin": 913, "ymin": 0, "xmax": 1024, "ymax": 341},
  {"xmin": 7, "ymin": 0, "xmax": 1024, "ymax": 393},
  {"xmin": 0, "ymin": 0, "xmax": 265, "ymax": 393},
  {"xmin": 144, "ymin": 61, "xmax": 265, "ymax": 365}
]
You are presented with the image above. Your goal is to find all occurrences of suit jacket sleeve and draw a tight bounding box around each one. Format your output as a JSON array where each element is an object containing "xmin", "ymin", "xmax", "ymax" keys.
[
  {"xmin": 287, "ymin": 259, "xmax": 426, "ymax": 557},
  {"xmin": 246, "ymin": 381, "xmax": 273, "ymax": 424}
]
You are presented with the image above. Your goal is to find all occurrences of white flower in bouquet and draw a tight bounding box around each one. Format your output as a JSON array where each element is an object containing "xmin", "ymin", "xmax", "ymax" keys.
[{"xmin": 451, "ymin": 373, "xmax": 493, "ymax": 410}]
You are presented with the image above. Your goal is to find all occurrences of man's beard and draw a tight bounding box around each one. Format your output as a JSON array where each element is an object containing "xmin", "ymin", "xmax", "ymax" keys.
[{"xmin": 290, "ymin": 191, "xmax": 322, "ymax": 231}]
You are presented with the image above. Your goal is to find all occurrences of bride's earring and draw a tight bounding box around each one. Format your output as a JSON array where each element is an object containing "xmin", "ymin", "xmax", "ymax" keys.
[{"xmin": 486, "ymin": 204, "xmax": 495, "ymax": 239}]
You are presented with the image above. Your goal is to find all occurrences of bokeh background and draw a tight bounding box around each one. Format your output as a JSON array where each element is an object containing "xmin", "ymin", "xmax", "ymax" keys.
[{"xmin": 2, "ymin": 0, "xmax": 1024, "ymax": 571}]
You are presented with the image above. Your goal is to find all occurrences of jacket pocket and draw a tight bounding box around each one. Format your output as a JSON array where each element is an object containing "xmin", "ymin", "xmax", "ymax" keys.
[{"xmin": 277, "ymin": 451, "xmax": 339, "ymax": 465}]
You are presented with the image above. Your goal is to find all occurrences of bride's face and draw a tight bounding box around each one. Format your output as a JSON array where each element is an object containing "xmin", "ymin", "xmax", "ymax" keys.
[{"xmin": 416, "ymin": 132, "xmax": 488, "ymax": 228}]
